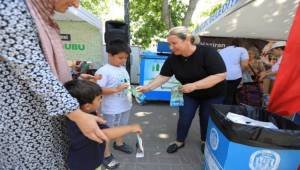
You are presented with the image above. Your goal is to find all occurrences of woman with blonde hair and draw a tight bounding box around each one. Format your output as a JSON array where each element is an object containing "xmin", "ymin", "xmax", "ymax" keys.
[
  {"xmin": 0, "ymin": 0, "xmax": 107, "ymax": 169},
  {"xmin": 137, "ymin": 26, "xmax": 226, "ymax": 154}
]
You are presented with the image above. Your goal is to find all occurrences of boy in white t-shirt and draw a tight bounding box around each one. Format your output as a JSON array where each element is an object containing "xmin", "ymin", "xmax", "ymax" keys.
[{"xmin": 95, "ymin": 40, "xmax": 133, "ymax": 169}]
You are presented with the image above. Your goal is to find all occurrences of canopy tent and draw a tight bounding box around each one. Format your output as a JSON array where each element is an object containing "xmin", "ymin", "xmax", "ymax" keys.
[
  {"xmin": 193, "ymin": 0, "xmax": 300, "ymax": 40},
  {"xmin": 53, "ymin": 7, "xmax": 104, "ymax": 69},
  {"xmin": 193, "ymin": 1, "xmax": 300, "ymax": 115},
  {"xmin": 54, "ymin": 7, "xmax": 102, "ymax": 30}
]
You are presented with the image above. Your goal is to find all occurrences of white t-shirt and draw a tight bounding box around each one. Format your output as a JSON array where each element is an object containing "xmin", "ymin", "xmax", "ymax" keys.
[
  {"xmin": 219, "ymin": 46, "xmax": 249, "ymax": 80},
  {"xmin": 96, "ymin": 64, "xmax": 132, "ymax": 115}
]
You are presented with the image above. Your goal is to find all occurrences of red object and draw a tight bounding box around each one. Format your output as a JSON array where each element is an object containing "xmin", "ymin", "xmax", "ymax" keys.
[{"xmin": 267, "ymin": 5, "xmax": 300, "ymax": 116}]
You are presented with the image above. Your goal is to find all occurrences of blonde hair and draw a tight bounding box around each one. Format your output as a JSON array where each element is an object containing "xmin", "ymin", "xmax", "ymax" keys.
[
  {"xmin": 167, "ymin": 26, "xmax": 200, "ymax": 45},
  {"xmin": 248, "ymin": 46, "xmax": 260, "ymax": 59}
]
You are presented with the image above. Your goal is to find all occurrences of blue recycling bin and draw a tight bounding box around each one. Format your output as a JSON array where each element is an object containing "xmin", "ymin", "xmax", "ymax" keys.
[
  {"xmin": 205, "ymin": 104, "xmax": 300, "ymax": 170},
  {"xmin": 139, "ymin": 51, "xmax": 179, "ymax": 101}
]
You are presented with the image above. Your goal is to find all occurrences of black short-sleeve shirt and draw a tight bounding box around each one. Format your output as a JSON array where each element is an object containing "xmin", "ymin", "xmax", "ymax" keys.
[
  {"xmin": 160, "ymin": 45, "xmax": 226, "ymax": 99},
  {"xmin": 67, "ymin": 112, "xmax": 108, "ymax": 170}
]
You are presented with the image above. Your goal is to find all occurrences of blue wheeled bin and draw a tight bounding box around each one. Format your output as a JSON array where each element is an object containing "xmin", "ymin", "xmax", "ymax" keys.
[
  {"xmin": 205, "ymin": 104, "xmax": 300, "ymax": 170},
  {"xmin": 139, "ymin": 51, "xmax": 179, "ymax": 101}
]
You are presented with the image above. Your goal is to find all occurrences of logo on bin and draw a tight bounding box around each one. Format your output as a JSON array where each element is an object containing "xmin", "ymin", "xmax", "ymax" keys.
[
  {"xmin": 249, "ymin": 150, "xmax": 280, "ymax": 170},
  {"xmin": 209, "ymin": 128, "xmax": 219, "ymax": 150}
]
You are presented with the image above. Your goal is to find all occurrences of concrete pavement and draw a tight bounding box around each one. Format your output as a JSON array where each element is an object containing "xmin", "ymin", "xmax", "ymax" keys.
[{"xmin": 103, "ymin": 101, "xmax": 204, "ymax": 170}]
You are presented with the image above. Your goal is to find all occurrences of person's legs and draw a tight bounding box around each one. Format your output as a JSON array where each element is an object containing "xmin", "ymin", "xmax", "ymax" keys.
[
  {"xmin": 198, "ymin": 96, "xmax": 224, "ymax": 154},
  {"xmin": 112, "ymin": 110, "xmax": 133, "ymax": 154},
  {"xmin": 176, "ymin": 95, "xmax": 200, "ymax": 143},
  {"xmin": 102, "ymin": 114, "xmax": 118, "ymax": 157},
  {"xmin": 167, "ymin": 95, "xmax": 199, "ymax": 153},
  {"xmin": 102, "ymin": 114, "xmax": 120, "ymax": 169},
  {"xmin": 199, "ymin": 96, "xmax": 224, "ymax": 142},
  {"xmin": 114, "ymin": 110, "xmax": 130, "ymax": 145},
  {"xmin": 224, "ymin": 78, "xmax": 242, "ymax": 104}
]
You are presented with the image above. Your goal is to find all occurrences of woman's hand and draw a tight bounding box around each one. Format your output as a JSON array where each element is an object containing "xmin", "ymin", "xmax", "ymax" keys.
[
  {"xmin": 136, "ymin": 86, "xmax": 150, "ymax": 93},
  {"xmin": 67, "ymin": 109, "xmax": 108, "ymax": 143},
  {"xmin": 180, "ymin": 83, "xmax": 196, "ymax": 93},
  {"xmin": 79, "ymin": 74, "xmax": 102, "ymax": 83}
]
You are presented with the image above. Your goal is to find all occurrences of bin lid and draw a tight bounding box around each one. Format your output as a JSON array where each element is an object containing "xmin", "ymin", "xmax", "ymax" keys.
[
  {"xmin": 157, "ymin": 41, "xmax": 172, "ymax": 53},
  {"xmin": 141, "ymin": 51, "xmax": 169, "ymax": 59}
]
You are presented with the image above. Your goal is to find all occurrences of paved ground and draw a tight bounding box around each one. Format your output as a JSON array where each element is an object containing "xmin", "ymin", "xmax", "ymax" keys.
[{"xmin": 102, "ymin": 101, "xmax": 204, "ymax": 170}]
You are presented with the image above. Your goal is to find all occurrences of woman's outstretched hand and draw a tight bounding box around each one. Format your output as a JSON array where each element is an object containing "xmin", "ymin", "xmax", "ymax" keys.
[{"xmin": 136, "ymin": 86, "xmax": 150, "ymax": 93}]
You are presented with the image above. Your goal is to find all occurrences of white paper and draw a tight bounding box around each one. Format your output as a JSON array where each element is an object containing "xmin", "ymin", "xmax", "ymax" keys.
[
  {"xmin": 136, "ymin": 134, "xmax": 144, "ymax": 158},
  {"xmin": 226, "ymin": 112, "xmax": 278, "ymax": 129}
]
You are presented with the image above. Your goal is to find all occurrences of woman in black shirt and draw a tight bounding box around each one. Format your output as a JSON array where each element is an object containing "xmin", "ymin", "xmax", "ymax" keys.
[{"xmin": 137, "ymin": 26, "xmax": 226, "ymax": 154}]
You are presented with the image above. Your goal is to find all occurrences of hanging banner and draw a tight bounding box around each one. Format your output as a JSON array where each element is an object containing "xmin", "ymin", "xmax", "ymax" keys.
[
  {"xmin": 193, "ymin": 0, "xmax": 241, "ymax": 34},
  {"xmin": 199, "ymin": 36, "xmax": 268, "ymax": 51}
]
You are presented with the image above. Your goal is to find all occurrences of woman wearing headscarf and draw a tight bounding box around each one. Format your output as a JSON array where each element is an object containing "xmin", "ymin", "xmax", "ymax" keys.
[{"xmin": 0, "ymin": 0, "xmax": 108, "ymax": 169}]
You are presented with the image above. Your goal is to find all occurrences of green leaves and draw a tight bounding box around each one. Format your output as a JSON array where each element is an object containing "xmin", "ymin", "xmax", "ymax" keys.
[
  {"xmin": 130, "ymin": 0, "xmax": 191, "ymax": 48},
  {"xmin": 80, "ymin": 0, "xmax": 102, "ymax": 19},
  {"xmin": 80, "ymin": 0, "xmax": 214, "ymax": 49},
  {"xmin": 201, "ymin": 3, "xmax": 223, "ymax": 16}
]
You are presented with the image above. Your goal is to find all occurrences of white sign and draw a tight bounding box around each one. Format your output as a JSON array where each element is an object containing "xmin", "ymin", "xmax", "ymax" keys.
[
  {"xmin": 249, "ymin": 150, "xmax": 280, "ymax": 170},
  {"xmin": 210, "ymin": 128, "xmax": 219, "ymax": 151}
]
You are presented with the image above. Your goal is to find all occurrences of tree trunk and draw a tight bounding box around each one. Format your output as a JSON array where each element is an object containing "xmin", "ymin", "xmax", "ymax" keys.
[
  {"xmin": 124, "ymin": 0, "xmax": 130, "ymax": 39},
  {"xmin": 162, "ymin": 0, "xmax": 173, "ymax": 30},
  {"xmin": 183, "ymin": 0, "xmax": 199, "ymax": 27},
  {"xmin": 124, "ymin": 0, "xmax": 131, "ymax": 75}
]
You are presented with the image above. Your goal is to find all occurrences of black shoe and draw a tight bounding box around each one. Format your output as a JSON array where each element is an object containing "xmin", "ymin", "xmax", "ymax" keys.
[
  {"xmin": 201, "ymin": 143, "xmax": 205, "ymax": 154},
  {"xmin": 166, "ymin": 142, "xmax": 185, "ymax": 153},
  {"xmin": 113, "ymin": 142, "xmax": 133, "ymax": 154},
  {"xmin": 103, "ymin": 154, "xmax": 120, "ymax": 170}
]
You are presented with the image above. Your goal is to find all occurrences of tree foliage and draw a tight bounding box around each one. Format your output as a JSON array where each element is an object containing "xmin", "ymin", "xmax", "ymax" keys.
[
  {"xmin": 80, "ymin": 0, "xmax": 123, "ymax": 20},
  {"xmin": 130, "ymin": 0, "xmax": 200, "ymax": 48},
  {"xmin": 80, "ymin": 0, "xmax": 205, "ymax": 49},
  {"xmin": 201, "ymin": 3, "xmax": 223, "ymax": 16},
  {"xmin": 80, "ymin": 0, "xmax": 102, "ymax": 18}
]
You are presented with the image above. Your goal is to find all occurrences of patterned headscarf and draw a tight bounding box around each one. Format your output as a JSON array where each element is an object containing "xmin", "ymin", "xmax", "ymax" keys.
[{"xmin": 25, "ymin": 0, "xmax": 72, "ymax": 83}]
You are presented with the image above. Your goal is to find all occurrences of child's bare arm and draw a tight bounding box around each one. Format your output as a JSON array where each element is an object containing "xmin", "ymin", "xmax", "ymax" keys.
[{"xmin": 102, "ymin": 124, "xmax": 142, "ymax": 140}]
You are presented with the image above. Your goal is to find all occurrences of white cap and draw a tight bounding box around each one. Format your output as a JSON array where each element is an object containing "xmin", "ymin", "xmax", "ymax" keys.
[{"xmin": 270, "ymin": 41, "xmax": 286, "ymax": 50}]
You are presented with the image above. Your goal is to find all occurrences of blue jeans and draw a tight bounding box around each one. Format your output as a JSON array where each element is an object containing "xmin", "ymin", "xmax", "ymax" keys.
[{"xmin": 177, "ymin": 95, "xmax": 224, "ymax": 142}]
